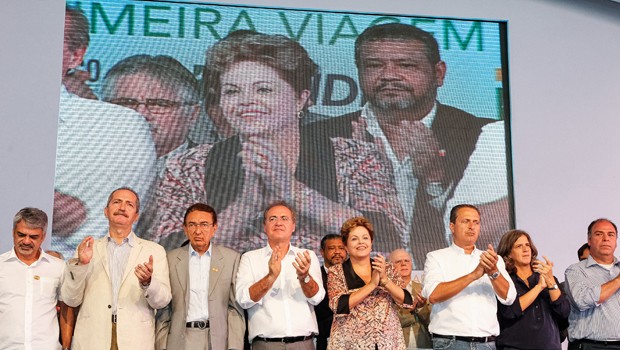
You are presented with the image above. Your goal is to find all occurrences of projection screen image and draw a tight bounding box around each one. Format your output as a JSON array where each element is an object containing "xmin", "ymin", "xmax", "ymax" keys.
[{"xmin": 54, "ymin": 0, "xmax": 513, "ymax": 269}]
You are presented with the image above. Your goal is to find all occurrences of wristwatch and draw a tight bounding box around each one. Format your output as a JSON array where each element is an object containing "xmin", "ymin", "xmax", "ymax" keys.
[
  {"xmin": 488, "ymin": 271, "xmax": 500, "ymax": 280},
  {"xmin": 548, "ymin": 284, "xmax": 559, "ymax": 290},
  {"xmin": 298, "ymin": 274, "xmax": 311, "ymax": 283}
]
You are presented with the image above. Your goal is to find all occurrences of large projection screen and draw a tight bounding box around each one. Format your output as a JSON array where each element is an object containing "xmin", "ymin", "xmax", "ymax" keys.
[{"xmin": 54, "ymin": 0, "xmax": 513, "ymax": 268}]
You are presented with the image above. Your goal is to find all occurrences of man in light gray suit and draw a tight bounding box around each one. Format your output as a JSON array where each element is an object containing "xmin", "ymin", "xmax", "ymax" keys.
[{"xmin": 156, "ymin": 203, "xmax": 245, "ymax": 350}]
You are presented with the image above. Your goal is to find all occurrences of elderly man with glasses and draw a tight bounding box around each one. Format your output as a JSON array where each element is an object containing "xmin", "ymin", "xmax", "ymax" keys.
[{"xmin": 101, "ymin": 55, "xmax": 203, "ymax": 244}]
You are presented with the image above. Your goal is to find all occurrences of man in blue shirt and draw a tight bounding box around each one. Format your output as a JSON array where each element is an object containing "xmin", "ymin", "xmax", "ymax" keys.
[{"xmin": 565, "ymin": 218, "xmax": 620, "ymax": 349}]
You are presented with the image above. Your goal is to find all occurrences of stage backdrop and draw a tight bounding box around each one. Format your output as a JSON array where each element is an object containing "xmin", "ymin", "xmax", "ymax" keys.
[{"xmin": 53, "ymin": 0, "xmax": 513, "ymax": 268}]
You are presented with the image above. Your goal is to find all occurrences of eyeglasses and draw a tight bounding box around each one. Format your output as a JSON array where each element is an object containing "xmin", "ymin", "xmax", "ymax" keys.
[
  {"xmin": 185, "ymin": 222, "xmax": 215, "ymax": 231},
  {"xmin": 107, "ymin": 98, "xmax": 196, "ymax": 115}
]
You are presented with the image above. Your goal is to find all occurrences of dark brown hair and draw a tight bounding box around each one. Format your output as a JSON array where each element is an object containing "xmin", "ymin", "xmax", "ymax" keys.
[
  {"xmin": 497, "ymin": 229, "xmax": 538, "ymax": 274},
  {"xmin": 340, "ymin": 217, "xmax": 374, "ymax": 244},
  {"xmin": 183, "ymin": 203, "xmax": 217, "ymax": 225},
  {"xmin": 203, "ymin": 30, "xmax": 318, "ymax": 109}
]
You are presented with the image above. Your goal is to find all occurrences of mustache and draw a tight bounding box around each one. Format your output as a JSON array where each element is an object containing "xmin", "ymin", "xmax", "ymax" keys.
[
  {"xmin": 374, "ymin": 82, "xmax": 413, "ymax": 92},
  {"xmin": 114, "ymin": 210, "xmax": 129, "ymax": 218}
]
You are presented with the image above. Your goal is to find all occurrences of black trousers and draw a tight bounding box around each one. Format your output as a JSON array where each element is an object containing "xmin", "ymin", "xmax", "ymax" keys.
[{"xmin": 569, "ymin": 340, "xmax": 620, "ymax": 350}]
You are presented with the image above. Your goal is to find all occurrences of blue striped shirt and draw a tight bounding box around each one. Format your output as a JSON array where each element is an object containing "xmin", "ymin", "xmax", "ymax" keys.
[
  {"xmin": 565, "ymin": 256, "xmax": 620, "ymax": 341},
  {"xmin": 106, "ymin": 232, "xmax": 135, "ymax": 314}
]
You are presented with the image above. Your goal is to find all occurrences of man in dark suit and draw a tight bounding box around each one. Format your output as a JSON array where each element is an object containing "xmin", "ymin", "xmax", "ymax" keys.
[
  {"xmin": 300, "ymin": 23, "xmax": 503, "ymax": 267},
  {"xmin": 156, "ymin": 203, "xmax": 245, "ymax": 350},
  {"xmin": 314, "ymin": 234, "xmax": 346, "ymax": 350}
]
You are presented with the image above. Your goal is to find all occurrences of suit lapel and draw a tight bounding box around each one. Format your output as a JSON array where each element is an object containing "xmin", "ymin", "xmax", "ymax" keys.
[
  {"xmin": 96, "ymin": 237, "xmax": 110, "ymax": 280},
  {"xmin": 175, "ymin": 248, "xmax": 189, "ymax": 306},
  {"xmin": 209, "ymin": 245, "xmax": 223, "ymax": 296}
]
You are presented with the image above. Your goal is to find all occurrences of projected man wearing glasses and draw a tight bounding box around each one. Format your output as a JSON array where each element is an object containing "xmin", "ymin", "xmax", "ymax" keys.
[
  {"xmin": 101, "ymin": 55, "xmax": 203, "ymax": 242},
  {"xmin": 307, "ymin": 23, "xmax": 508, "ymax": 267},
  {"xmin": 102, "ymin": 55, "xmax": 202, "ymax": 167}
]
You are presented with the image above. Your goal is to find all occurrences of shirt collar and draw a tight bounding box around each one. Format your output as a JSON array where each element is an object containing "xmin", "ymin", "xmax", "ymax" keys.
[
  {"xmin": 585, "ymin": 255, "xmax": 620, "ymax": 268},
  {"xmin": 263, "ymin": 244, "xmax": 297, "ymax": 257},
  {"xmin": 107, "ymin": 231, "xmax": 136, "ymax": 247},
  {"xmin": 189, "ymin": 242, "xmax": 212, "ymax": 257},
  {"xmin": 363, "ymin": 101, "xmax": 438, "ymax": 132},
  {"xmin": 449, "ymin": 243, "xmax": 478, "ymax": 255},
  {"xmin": 4, "ymin": 247, "xmax": 49, "ymax": 265}
]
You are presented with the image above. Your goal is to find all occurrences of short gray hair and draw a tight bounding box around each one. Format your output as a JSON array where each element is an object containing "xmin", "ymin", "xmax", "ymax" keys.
[
  {"xmin": 101, "ymin": 55, "xmax": 201, "ymax": 104},
  {"xmin": 106, "ymin": 187, "xmax": 141, "ymax": 214},
  {"xmin": 13, "ymin": 207, "xmax": 48, "ymax": 233}
]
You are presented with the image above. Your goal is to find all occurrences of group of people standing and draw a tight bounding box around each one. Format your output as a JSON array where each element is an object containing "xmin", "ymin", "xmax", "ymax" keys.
[
  {"xmin": 7, "ymin": 4, "xmax": 616, "ymax": 350},
  {"xmin": 4, "ymin": 193, "xmax": 620, "ymax": 350}
]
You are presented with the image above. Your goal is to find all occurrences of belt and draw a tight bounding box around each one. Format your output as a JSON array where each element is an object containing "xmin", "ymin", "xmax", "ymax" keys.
[
  {"xmin": 254, "ymin": 335, "xmax": 314, "ymax": 343},
  {"xmin": 574, "ymin": 339, "xmax": 620, "ymax": 346},
  {"xmin": 111, "ymin": 314, "xmax": 117, "ymax": 323},
  {"xmin": 432, "ymin": 333, "xmax": 496, "ymax": 343},
  {"xmin": 186, "ymin": 320, "xmax": 210, "ymax": 329}
]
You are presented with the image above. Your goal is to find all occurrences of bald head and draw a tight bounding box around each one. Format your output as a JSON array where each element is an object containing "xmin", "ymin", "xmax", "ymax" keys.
[{"xmin": 389, "ymin": 248, "xmax": 413, "ymax": 281}]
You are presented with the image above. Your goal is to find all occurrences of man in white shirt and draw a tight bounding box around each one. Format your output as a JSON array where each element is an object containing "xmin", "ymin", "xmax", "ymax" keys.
[
  {"xmin": 236, "ymin": 201, "xmax": 325, "ymax": 350},
  {"xmin": 422, "ymin": 204, "xmax": 516, "ymax": 349},
  {"xmin": 0, "ymin": 207, "xmax": 68, "ymax": 350}
]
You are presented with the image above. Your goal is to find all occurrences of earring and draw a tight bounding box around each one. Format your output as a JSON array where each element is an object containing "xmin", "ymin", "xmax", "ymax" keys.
[{"xmin": 297, "ymin": 110, "xmax": 304, "ymax": 119}]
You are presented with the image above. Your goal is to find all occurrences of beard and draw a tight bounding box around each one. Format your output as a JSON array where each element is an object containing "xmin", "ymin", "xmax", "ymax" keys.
[
  {"xmin": 371, "ymin": 97, "xmax": 416, "ymax": 111},
  {"xmin": 366, "ymin": 82, "xmax": 417, "ymax": 112},
  {"xmin": 367, "ymin": 91, "xmax": 438, "ymax": 124}
]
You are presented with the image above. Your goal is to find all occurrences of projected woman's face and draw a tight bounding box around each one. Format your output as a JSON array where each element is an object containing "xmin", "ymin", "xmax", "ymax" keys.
[{"xmin": 219, "ymin": 60, "xmax": 307, "ymax": 136}]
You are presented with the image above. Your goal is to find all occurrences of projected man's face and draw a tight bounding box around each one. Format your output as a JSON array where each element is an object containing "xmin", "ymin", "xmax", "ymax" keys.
[
  {"xmin": 358, "ymin": 39, "xmax": 445, "ymax": 113},
  {"xmin": 219, "ymin": 61, "xmax": 308, "ymax": 136},
  {"xmin": 106, "ymin": 72, "xmax": 199, "ymax": 158}
]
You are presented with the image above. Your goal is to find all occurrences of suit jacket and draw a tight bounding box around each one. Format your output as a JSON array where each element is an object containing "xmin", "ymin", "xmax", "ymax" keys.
[
  {"xmin": 314, "ymin": 266, "xmax": 333, "ymax": 350},
  {"xmin": 299, "ymin": 103, "xmax": 493, "ymax": 266},
  {"xmin": 155, "ymin": 245, "xmax": 245, "ymax": 350},
  {"xmin": 62, "ymin": 233, "xmax": 172, "ymax": 350},
  {"xmin": 397, "ymin": 281, "xmax": 432, "ymax": 348}
]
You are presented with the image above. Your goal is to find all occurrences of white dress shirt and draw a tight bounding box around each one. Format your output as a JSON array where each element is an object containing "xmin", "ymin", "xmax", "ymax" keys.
[
  {"xmin": 361, "ymin": 103, "xmax": 438, "ymax": 235},
  {"xmin": 236, "ymin": 245, "xmax": 325, "ymax": 342},
  {"xmin": 0, "ymin": 249, "xmax": 65, "ymax": 350},
  {"xmin": 186, "ymin": 244, "xmax": 212, "ymax": 322},
  {"xmin": 54, "ymin": 86, "xmax": 157, "ymax": 257},
  {"xmin": 422, "ymin": 244, "xmax": 516, "ymax": 337}
]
